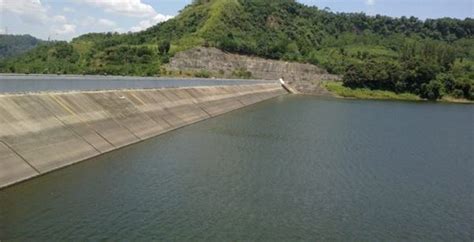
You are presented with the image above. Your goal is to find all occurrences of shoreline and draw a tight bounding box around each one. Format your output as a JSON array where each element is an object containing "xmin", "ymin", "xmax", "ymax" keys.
[
  {"xmin": 324, "ymin": 82, "xmax": 473, "ymax": 104},
  {"xmin": 1, "ymin": 73, "xmax": 471, "ymax": 104}
]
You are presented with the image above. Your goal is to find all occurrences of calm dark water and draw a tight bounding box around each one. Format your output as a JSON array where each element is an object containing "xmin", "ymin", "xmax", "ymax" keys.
[
  {"xmin": 0, "ymin": 74, "xmax": 273, "ymax": 93},
  {"xmin": 0, "ymin": 96, "xmax": 473, "ymax": 241}
]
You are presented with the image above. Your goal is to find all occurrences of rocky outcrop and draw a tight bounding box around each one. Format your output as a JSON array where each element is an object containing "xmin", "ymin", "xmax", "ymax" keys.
[{"xmin": 164, "ymin": 47, "xmax": 341, "ymax": 95}]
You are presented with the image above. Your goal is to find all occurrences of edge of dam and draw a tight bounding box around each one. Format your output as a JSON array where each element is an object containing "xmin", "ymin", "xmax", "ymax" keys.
[{"xmin": 0, "ymin": 83, "xmax": 287, "ymax": 189}]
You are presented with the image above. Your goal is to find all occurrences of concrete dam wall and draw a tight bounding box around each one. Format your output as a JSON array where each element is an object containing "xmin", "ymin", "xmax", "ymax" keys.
[{"xmin": 0, "ymin": 83, "xmax": 286, "ymax": 189}]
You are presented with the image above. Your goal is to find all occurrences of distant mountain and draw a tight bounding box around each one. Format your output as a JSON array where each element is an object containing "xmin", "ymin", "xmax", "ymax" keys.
[
  {"xmin": 0, "ymin": 34, "xmax": 43, "ymax": 60},
  {"xmin": 1, "ymin": 0, "xmax": 472, "ymax": 99}
]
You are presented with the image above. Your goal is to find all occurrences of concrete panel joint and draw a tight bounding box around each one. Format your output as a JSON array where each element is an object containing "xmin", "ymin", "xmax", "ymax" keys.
[{"xmin": 0, "ymin": 83, "xmax": 286, "ymax": 189}]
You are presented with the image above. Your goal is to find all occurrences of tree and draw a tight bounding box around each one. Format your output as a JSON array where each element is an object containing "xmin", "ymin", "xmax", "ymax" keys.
[
  {"xmin": 421, "ymin": 80, "xmax": 443, "ymax": 100},
  {"xmin": 158, "ymin": 40, "xmax": 171, "ymax": 54}
]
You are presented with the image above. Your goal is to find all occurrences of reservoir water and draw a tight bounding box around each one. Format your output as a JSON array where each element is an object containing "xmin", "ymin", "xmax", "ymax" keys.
[
  {"xmin": 0, "ymin": 96, "xmax": 472, "ymax": 240},
  {"xmin": 0, "ymin": 74, "xmax": 273, "ymax": 93}
]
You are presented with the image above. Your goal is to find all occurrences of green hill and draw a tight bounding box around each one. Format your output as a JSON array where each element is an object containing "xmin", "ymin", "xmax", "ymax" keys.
[
  {"xmin": 1, "ymin": 0, "xmax": 473, "ymax": 99},
  {"xmin": 0, "ymin": 34, "xmax": 43, "ymax": 60}
]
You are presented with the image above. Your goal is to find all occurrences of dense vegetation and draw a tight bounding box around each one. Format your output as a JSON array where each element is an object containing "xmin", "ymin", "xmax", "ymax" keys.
[
  {"xmin": 0, "ymin": 34, "xmax": 43, "ymax": 60},
  {"xmin": 342, "ymin": 41, "xmax": 473, "ymax": 100},
  {"xmin": 1, "ymin": 0, "xmax": 472, "ymax": 100},
  {"xmin": 325, "ymin": 82, "xmax": 421, "ymax": 101}
]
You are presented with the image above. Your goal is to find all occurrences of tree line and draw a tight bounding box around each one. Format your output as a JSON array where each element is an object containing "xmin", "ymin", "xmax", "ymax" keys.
[{"xmin": 0, "ymin": 0, "xmax": 472, "ymax": 100}]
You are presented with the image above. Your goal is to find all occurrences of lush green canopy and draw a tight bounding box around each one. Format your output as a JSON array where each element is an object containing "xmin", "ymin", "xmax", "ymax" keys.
[{"xmin": 1, "ymin": 0, "xmax": 472, "ymax": 99}]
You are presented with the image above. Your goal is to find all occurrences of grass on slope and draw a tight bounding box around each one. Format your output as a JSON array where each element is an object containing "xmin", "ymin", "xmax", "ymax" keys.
[
  {"xmin": 198, "ymin": 0, "xmax": 241, "ymax": 35},
  {"xmin": 325, "ymin": 82, "xmax": 421, "ymax": 101}
]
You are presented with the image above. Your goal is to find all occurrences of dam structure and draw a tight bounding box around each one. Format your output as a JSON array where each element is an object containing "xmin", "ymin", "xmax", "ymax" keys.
[{"xmin": 0, "ymin": 83, "xmax": 287, "ymax": 189}]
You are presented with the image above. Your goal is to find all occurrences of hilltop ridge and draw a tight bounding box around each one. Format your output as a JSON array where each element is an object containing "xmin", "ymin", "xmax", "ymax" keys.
[{"xmin": 0, "ymin": 34, "xmax": 43, "ymax": 60}]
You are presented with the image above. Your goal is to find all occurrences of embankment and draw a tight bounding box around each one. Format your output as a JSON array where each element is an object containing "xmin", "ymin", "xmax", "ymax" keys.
[
  {"xmin": 164, "ymin": 47, "xmax": 341, "ymax": 95},
  {"xmin": 0, "ymin": 83, "xmax": 286, "ymax": 189}
]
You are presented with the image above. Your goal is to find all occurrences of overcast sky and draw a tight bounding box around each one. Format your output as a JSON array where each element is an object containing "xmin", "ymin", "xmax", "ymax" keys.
[{"xmin": 0, "ymin": 0, "xmax": 472, "ymax": 41}]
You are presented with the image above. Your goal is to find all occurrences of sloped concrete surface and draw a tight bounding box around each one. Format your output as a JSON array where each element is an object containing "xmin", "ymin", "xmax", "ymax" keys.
[
  {"xmin": 0, "ymin": 141, "xmax": 39, "ymax": 187},
  {"xmin": 0, "ymin": 83, "xmax": 286, "ymax": 188}
]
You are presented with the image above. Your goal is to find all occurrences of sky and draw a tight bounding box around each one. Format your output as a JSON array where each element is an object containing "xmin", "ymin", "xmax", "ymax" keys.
[{"xmin": 0, "ymin": 0, "xmax": 472, "ymax": 41}]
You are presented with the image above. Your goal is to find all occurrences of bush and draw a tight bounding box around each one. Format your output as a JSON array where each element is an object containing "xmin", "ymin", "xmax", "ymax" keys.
[
  {"xmin": 194, "ymin": 70, "xmax": 211, "ymax": 78},
  {"xmin": 232, "ymin": 67, "xmax": 252, "ymax": 79},
  {"xmin": 158, "ymin": 40, "xmax": 171, "ymax": 54},
  {"xmin": 452, "ymin": 78, "xmax": 473, "ymax": 100},
  {"xmin": 343, "ymin": 60, "xmax": 402, "ymax": 90},
  {"xmin": 420, "ymin": 80, "xmax": 443, "ymax": 100}
]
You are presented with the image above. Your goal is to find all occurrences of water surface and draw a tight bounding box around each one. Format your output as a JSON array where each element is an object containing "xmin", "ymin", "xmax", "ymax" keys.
[
  {"xmin": 0, "ymin": 74, "xmax": 274, "ymax": 93},
  {"xmin": 0, "ymin": 96, "xmax": 472, "ymax": 240}
]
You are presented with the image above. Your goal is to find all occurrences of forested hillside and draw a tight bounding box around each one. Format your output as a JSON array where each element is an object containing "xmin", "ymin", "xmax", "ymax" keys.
[
  {"xmin": 0, "ymin": 34, "xmax": 43, "ymax": 60},
  {"xmin": 1, "ymin": 0, "xmax": 472, "ymax": 100}
]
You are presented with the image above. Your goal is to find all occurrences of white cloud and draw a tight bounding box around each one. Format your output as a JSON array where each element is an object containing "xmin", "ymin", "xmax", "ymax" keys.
[
  {"xmin": 1, "ymin": 0, "xmax": 173, "ymax": 39},
  {"xmin": 78, "ymin": 17, "xmax": 116, "ymax": 30},
  {"xmin": 50, "ymin": 16, "xmax": 77, "ymax": 36},
  {"xmin": 0, "ymin": 0, "xmax": 48, "ymax": 23},
  {"xmin": 1, "ymin": 0, "xmax": 77, "ymax": 38},
  {"xmin": 98, "ymin": 18, "xmax": 117, "ymax": 28},
  {"xmin": 52, "ymin": 15, "xmax": 67, "ymax": 23},
  {"xmin": 113, "ymin": 28, "xmax": 126, "ymax": 33},
  {"xmin": 365, "ymin": 0, "xmax": 376, "ymax": 6},
  {"xmin": 80, "ymin": 16, "xmax": 96, "ymax": 27},
  {"xmin": 77, "ymin": 0, "xmax": 156, "ymax": 17},
  {"xmin": 130, "ymin": 13, "xmax": 174, "ymax": 32},
  {"xmin": 51, "ymin": 24, "xmax": 76, "ymax": 35},
  {"xmin": 63, "ymin": 7, "xmax": 74, "ymax": 12}
]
